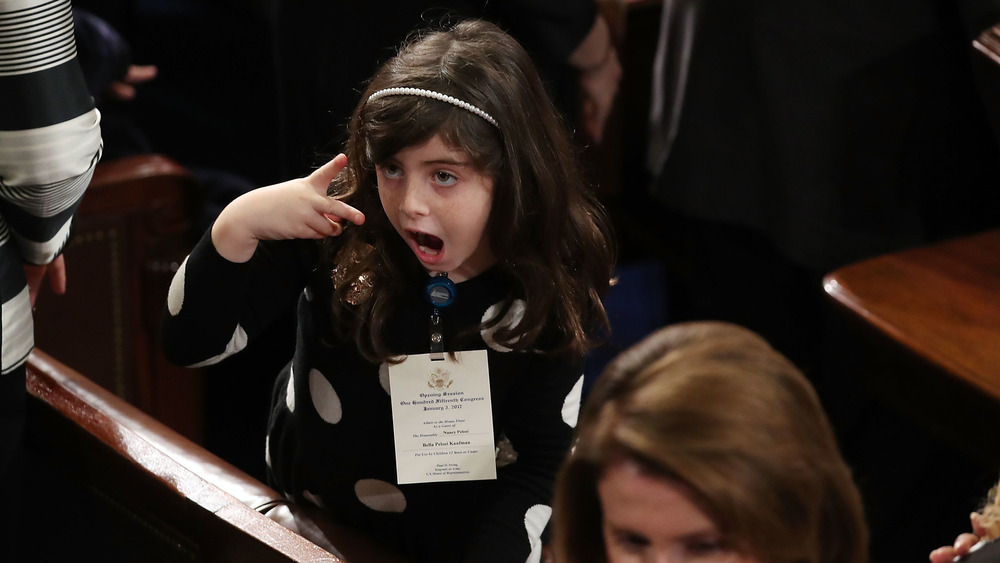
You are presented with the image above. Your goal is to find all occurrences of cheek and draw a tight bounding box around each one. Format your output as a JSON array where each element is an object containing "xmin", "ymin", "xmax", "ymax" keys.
[
  {"xmin": 469, "ymin": 192, "xmax": 494, "ymax": 233},
  {"xmin": 460, "ymin": 211, "xmax": 492, "ymax": 251},
  {"xmin": 377, "ymin": 188, "xmax": 396, "ymax": 216},
  {"xmin": 471, "ymin": 204, "xmax": 492, "ymax": 236},
  {"xmin": 440, "ymin": 194, "xmax": 491, "ymax": 235}
]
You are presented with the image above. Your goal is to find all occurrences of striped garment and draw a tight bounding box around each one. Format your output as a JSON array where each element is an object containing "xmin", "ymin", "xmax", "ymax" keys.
[{"xmin": 0, "ymin": 0, "xmax": 102, "ymax": 373}]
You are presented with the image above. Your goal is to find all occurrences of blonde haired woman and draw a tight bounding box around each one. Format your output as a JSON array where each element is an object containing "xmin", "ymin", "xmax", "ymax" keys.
[{"xmin": 553, "ymin": 321, "xmax": 868, "ymax": 563}]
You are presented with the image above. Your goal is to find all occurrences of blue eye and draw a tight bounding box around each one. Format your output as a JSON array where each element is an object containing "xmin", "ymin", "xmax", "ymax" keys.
[
  {"xmin": 434, "ymin": 170, "xmax": 458, "ymax": 186},
  {"xmin": 378, "ymin": 164, "xmax": 403, "ymax": 179}
]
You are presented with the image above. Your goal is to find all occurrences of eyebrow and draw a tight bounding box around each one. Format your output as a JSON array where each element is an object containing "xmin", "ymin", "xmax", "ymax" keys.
[
  {"xmin": 424, "ymin": 158, "xmax": 470, "ymax": 167},
  {"xmin": 376, "ymin": 157, "xmax": 471, "ymax": 168},
  {"xmin": 606, "ymin": 522, "xmax": 719, "ymax": 541}
]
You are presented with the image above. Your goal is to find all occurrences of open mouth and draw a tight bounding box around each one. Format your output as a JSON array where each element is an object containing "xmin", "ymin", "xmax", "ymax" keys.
[{"xmin": 409, "ymin": 231, "xmax": 443, "ymax": 256}]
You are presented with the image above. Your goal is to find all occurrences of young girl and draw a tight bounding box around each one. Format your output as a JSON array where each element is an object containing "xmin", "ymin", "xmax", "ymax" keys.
[{"xmin": 162, "ymin": 19, "xmax": 615, "ymax": 563}]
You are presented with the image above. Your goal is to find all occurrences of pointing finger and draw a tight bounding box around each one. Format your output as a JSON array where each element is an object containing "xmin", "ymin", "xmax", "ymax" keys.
[
  {"xmin": 324, "ymin": 199, "xmax": 365, "ymax": 227},
  {"xmin": 310, "ymin": 153, "xmax": 349, "ymax": 192}
]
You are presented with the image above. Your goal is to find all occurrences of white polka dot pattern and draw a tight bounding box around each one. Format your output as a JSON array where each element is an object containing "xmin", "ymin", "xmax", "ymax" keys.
[
  {"xmin": 378, "ymin": 362, "xmax": 391, "ymax": 394},
  {"xmin": 285, "ymin": 365, "xmax": 296, "ymax": 412},
  {"xmin": 524, "ymin": 504, "xmax": 552, "ymax": 563},
  {"xmin": 355, "ymin": 479, "xmax": 407, "ymax": 513},
  {"xmin": 187, "ymin": 324, "xmax": 248, "ymax": 367},
  {"xmin": 309, "ymin": 368, "xmax": 343, "ymax": 424},
  {"xmin": 264, "ymin": 434, "xmax": 271, "ymax": 468},
  {"xmin": 562, "ymin": 375, "xmax": 584, "ymax": 427},
  {"xmin": 166, "ymin": 256, "xmax": 188, "ymax": 316},
  {"xmin": 481, "ymin": 299, "xmax": 526, "ymax": 352}
]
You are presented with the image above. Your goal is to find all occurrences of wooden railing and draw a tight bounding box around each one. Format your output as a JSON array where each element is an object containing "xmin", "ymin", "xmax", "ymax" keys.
[{"xmin": 24, "ymin": 348, "xmax": 408, "ymax": 562}]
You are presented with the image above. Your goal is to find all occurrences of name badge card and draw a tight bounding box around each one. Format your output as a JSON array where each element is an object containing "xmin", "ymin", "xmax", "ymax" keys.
[{"xmin": 389, "ymin": 350, "xmax": 496, "ymax": 484}]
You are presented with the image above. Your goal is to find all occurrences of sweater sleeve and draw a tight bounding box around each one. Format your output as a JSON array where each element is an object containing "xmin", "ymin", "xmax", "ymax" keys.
[
  {"xmin": 0, "ymin": 0, "xmax": 103, "ymax": 266},
  {"xmin": 161, "ymin": 227, "xmax": 316, "ymax": 368},
  {"xmin": 462, "ymin": 353, "xmax": 584, "ymax": 563},
  {"xmin": 0, "ymin": 0, "xmax": 102, "ymax": 373}
]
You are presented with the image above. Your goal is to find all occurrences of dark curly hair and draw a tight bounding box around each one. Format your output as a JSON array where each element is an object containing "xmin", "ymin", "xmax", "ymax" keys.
[{"xmin": 322, "ymin": 18, "xmax": 615, "ymax": 364}]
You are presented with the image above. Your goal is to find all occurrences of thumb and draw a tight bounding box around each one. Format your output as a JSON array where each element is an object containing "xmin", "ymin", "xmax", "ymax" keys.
[
  {"xmin": 49, "ymin": 255, "xmax": 67, "ymax": 296},
  {"xmin": 310, "ymin": 153, "xmax": 349, "ymax": 193},
  {"xmin": 972, "ymin": 512, "xmax": 987, "ymax": 537}
]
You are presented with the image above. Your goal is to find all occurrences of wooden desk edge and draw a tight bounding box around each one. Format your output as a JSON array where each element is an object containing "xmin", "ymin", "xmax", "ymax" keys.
[
  {"xmin": 26, "ymin": 349, "xmax": 342, "ymax": 563},
  {"xmin": 822, "ymin": 270, "xmax": 1000, "ymax": 404}
]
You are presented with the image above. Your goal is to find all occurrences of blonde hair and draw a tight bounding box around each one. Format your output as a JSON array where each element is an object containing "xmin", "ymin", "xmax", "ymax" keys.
[
  {"xmin": 979, "ymin": 481, "xmax": 1000, "ymax": 540},
  {"xmin": 553, "ymin": 321, "xmax": 868, "ymax": 563}
]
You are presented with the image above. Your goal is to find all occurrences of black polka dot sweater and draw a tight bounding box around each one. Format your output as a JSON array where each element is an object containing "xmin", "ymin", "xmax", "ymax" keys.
[{"xmin": 162, "ymin": 230, "xmax": 584, "ymax": 563}]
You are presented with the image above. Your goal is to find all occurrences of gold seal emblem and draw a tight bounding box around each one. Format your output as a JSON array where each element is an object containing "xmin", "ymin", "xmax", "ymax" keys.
[{"xmin": 427, "ymin": 367, "xmax": 453, "ymax": 390}]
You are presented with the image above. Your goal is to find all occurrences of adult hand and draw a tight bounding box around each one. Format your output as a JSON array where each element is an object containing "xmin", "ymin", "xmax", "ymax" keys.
[
  {"xmin": 579, "ymin": 48, "xmax": 621, "ymax": 144},
  {"xmin": 24, "ymin": 254, "xmax": 67, "ymax": 307},
  {"xmin": 569, "ymin": 15, "xmax": 622, "ymax": 144},
  {"xmin": 211, "ymin": 154, "xmax": 366, "ymax": 263},
  {"xmin": 105, "ymin": 64, "xmax": 158, "ymax": 102},
  {"xmin": 929, "ymin": 512, "xmax": 988, "ymax": 562}
]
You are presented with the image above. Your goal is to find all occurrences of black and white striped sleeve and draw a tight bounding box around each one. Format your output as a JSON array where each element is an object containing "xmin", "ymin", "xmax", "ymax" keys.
[
  {"xmin": 0, "ymin": 0, "xmax": 103, "ymax": 266},
  {"xmin": 0, "ymin": 0, "xmax": 101, "ymax": 373}
]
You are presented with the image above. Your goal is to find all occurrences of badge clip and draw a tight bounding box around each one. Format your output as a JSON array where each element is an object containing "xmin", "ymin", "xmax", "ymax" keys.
[{"xmin": 425, "ymin": 274, "xmax": 455, "ymax": 361}]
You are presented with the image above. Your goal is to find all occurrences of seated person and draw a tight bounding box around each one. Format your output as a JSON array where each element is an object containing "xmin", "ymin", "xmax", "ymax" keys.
[
  {"xmin": 931, "ymin": 480, "xmax": 1000, "ymax": 563},
  {"xmin": 551, "ymin": 321, "xmax": 868, "ymax": 563}
]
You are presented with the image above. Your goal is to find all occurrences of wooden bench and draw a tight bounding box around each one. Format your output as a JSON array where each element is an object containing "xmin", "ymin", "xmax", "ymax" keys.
[{"xmin": 23, "ymin": 348, "xmax": 408, "ymax": 562}]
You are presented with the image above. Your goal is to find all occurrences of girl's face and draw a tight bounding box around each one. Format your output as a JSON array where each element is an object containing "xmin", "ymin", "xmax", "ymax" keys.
[
  {"xmin": 376, "ymin": 134, "xmax": 496, "ymax": 283},
  {"xmin": 597, "ymin": 456, "xmax": 759, "ymax": 563}
]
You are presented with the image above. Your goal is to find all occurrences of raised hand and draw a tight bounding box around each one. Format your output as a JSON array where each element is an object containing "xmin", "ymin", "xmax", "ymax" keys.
[
  {"xmin": 105, "ymin": 64, "xmax": 158, "ymax": 102},
  {"xmin": 211, "ymin": 154, "xmax": 365, "ymax": 263}
]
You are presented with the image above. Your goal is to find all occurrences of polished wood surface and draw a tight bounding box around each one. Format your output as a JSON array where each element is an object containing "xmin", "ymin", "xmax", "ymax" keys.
[
  {"xmin": 25, "ymin": 349, "xmax": 409, "ymax": 562},
  {"xmin": 26, "ymin": 349, "xmax": 339, "ymax": 562},
  {"xmin": 823, "ymin": 228, "xmax": 1000, "ymax": 403}
]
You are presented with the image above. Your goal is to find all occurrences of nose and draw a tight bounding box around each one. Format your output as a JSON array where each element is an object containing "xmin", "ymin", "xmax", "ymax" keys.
[{"xmin": 399, "ymin": 178, "xmax": 430, "ymax": 217}]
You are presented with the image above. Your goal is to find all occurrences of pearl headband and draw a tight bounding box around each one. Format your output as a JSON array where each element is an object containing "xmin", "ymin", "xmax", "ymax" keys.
[{"xmin": 366, "ymin": 87, "xmax": 499, "ymax": 128}]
